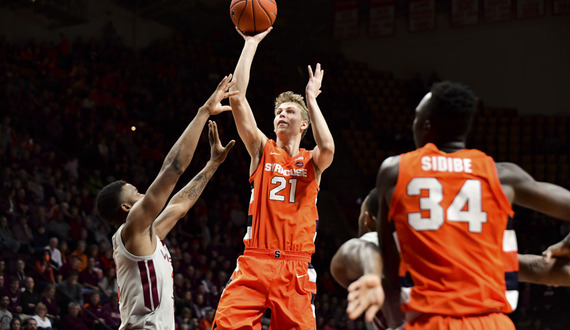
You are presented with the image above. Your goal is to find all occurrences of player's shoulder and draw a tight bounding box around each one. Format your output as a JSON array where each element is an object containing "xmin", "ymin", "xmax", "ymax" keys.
[{"xmin": 495, "ymin": 161, "xmax": 531, "ymax": 185}]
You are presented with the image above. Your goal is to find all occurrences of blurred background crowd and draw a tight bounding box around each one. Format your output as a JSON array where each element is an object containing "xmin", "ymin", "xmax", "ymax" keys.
[{"xmin": 0, "ymin": 17, "xmax": 569, "ymax": 330}]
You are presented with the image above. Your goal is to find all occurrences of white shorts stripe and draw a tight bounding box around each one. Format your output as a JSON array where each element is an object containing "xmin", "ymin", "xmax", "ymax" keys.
[{"xmin": 503, "ymin": 230, "xmax": 518, "ymax": 252}]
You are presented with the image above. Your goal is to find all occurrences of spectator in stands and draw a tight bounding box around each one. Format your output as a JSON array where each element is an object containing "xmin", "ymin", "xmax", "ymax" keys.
[
  {"xmin": 0, "ymin": 274, "xmax": 5, "ymax": 297},
  {"xmin": 20, "ymin": 277, "xmax": 41, "ymax": 316},
  {"xmin": 9, "ymin": 317, "xmax": 21, "ymax": 330},
  {"xmin": 33, "ymin": 251, "xmax": 55, "ymax": 285},
  {"xmin": 45, "ymin": 213, "xmax": 70, "ymax": 242},
  {"xmin": 69, "ymin": 240, "xmax": 87, "ymax": 273},
  {"xmin": 43, "ymin": 238, "xmax": 62, "ymax": 269},
  {"xmin": 6, "ymin": 278, "xmax": 21, "ymax": 314},
  {"xmin": 0, "ymin": 294, "xmax": 13, "ymax": 330},
  {"xmin": 79, "ymin": 257, "xmax": 100, "ymax": 295},
  {"xmin": 10, "ymin": 215, "xmax": 33, "ymax": 254},
  {"xmin": 56, "ymin": 254, "xmax": 81, "ymax": 283},
  {"xmin": 39, "ymin": 284, "xmax": 58, "ymax": 324},
  {"xmin": 198, "ymin": 307, "xmax": 214, "ymax": 330},
  {"xmin": 31, "ymin": 303, "xmax": 51, "ymax": 330},
  {"xmin": 61, "ymin": 302, "xmax": 88, "ymax": 330},
  {"xmin": 11, "ymin": 259, "xmax": 27, "ymax": 285},
  {"xmin": 0, "ymin": 216, "xmax": 20, "ymax": 253},
  {"xmin": 57, "ymin": 271, "xmax": 83, "ymax": 310},
  {"xmin": 81, "ymin": 292, "xmax": 106, "ymax": 330},
  {"xmin": 97, "ymin": 267, "xmax": 117, "ymax": 302},
  {"xmin": 23, "ymin": 317, "xmax": 37, "ymax": 330},
  {"xmin": 101, "ymin": 293, "xmax": 120, "ymax": 330}
]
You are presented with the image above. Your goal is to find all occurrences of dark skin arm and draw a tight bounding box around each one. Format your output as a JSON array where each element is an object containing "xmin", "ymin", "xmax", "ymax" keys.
[
  {"xmin": 347, "ymin": 156, "xmax": 403, "ymax": 326},
  {"xmin": 330, "ymin": 239, "xmax": 382, "ymax": 289},
  {"xmin": 123, "ymin": 76, "xmax": 237, "ymax": 256}
]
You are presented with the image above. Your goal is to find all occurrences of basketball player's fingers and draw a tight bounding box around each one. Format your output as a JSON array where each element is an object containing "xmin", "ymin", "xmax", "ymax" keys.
[
  {"xmin": 210, "ymin": 121, "xmax": 219, "ymax": 139},
  {"xmin": 364, "ymin": 305, "xmax": 381, "ymax": 323},
  {"xmin": 208, "ymin": 121, "xmax": 214, "ymax": 143},
  {"xmin": 217, "ymin": 75, "xmax": 229, "ymax": 88},
  {"xmin": 224, "ymin": 140, "xmax": 236, "ymax": 152},
  {"xmin": 346, "ymin": 299, "xmax": 364, "ymax": 320},
  {"xmin": 235, "ymin": 26, "xmax": 246, "ymax": 38},
  {"xmin": 226, "ymin": 90, "xmax": 240, "ymax": 98},
  {"xmin": 307, "ymin": 65, "xmax": 314, "ymax": 78},
  {"xmin": 226, "ymin": 78, "xmax": 238, "ymax": 90},
  {"xmin": 219, "ymin": 105, "xmax": 233, "ymax": 113}
]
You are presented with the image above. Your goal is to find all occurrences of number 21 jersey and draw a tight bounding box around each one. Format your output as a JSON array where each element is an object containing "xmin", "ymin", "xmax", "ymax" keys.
[{"xmin": 245, "ymin": 139, "xmax": 319, "ymax": 254}]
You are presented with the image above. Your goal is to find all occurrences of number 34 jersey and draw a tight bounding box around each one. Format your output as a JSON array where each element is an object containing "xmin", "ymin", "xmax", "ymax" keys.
[
  {"xmin": 245, "ymin": 139, "xmax": 319, "ymax": 254},
  {"xmin": 389, "ymin": 143, "xmax": 518, "ymax": 317}
]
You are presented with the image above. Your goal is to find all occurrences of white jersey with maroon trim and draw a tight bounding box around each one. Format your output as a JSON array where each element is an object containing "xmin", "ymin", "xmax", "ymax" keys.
[{"xmin": 112, "ymin": 224, "xmax": 174, "ymax": 329}]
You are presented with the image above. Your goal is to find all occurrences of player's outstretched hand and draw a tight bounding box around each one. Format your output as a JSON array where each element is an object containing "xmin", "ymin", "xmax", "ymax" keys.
[
  {"xmin": 346, "ymin": 274, "xmax": 385, "ymax": 322},
  {"xmin": 306, "ymin": 63, "xmax": 324, "ymax": 98},
  {"xmin": 208, "ymin": 120, "xmax": 235, "ymax": 165},
  {"xmin": 543, "ymin": 233, "xmax": 570, "ymax": 263},
  {"xmin": 201, "ymin": 74, "xmax": 239, "ymax": 116},
  {"xmin": 236, "ymin": 26, "xmax": 272, "ymax": 43}
]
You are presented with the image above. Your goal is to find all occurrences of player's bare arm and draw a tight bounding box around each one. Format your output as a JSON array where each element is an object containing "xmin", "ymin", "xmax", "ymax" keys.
[
  {"xmin": 543, "ymin": 232, "xmax": 570, "ymax": 261},
  {"xmin": 347, "ymin": 156, "xmax": 400, "ymax": 322},
  {"xmin": 230, "ymin": 27, "xmax": 272, "ymax": 171},
  {"xmin": 153, "ymin": 121, "xmax": 235, "ymax": 240},
  {"xmin": 518, "ymin": 254, "xmax": 570, "ymax": 286},
  {"xmin": 306, "ymin": 63, "xmax": 335, "ymax": 182},
  {"xmin": 123, "ymin": 75, "xmax": 237, "ymax": 256},
  {"xmin": 330, "ymin": 239, "xmax": 381, "ymax": 289},
  {"xmin": 496, "ymin": 162, "xmax": 570, "ymax": 221}
]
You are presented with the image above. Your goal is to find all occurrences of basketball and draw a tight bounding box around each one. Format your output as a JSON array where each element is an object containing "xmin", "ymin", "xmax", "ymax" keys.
[{"xmin": 230, "ymin": 0, "xmax": 277, "ymax": 35}]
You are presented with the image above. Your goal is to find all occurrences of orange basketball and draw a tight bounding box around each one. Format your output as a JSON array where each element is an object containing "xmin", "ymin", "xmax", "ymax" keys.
[{"xmin": 230, "ymin": 0, "xmax": 277, "ymax": 35}]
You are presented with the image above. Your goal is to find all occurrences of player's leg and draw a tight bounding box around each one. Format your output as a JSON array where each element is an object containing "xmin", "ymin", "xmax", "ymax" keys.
[
  {"xmin": 213, "ymin": 256, "xmax": 269, "ymax": 330},
  {"xmin": 267, "ymin": 261, "xmax": 317, "ymax": 330}
]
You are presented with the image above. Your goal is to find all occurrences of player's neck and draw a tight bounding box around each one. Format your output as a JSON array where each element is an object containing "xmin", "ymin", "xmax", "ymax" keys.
[
  {"xmin": 434, "ymin": 141, "xmax": 466, "ymax": 153},
  {"xmin": 276, "ymin": 137, "xmax": 300, "ymax": 157}
]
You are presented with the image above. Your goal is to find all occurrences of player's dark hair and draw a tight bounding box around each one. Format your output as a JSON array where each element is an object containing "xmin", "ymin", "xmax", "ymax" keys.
[
  {"xmin": 364, "ymin": 188, "xmax": 379, "ymax": 218},
  {"xmin": 426, "ymin": 81, "xmax": 477, "ymax": 140},
  {"xmin": 96, "ymin": 180, "xmax": 127, "ymax": 228}
]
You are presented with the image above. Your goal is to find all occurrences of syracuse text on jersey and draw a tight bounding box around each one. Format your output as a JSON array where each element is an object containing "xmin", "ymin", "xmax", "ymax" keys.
[{"xmin": 264, "ymin": 162, "xmax": 308, "ymax": 177}]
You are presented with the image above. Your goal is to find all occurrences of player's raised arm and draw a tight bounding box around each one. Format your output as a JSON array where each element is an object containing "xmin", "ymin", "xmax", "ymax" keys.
[
  {"xmin": 306, "ymin": 63, "xmax": 334, "ymax": 177},
  {"xmin": 125, "ymin": 76, "xmax": 237, "ymax": 238},
  {"xmin": 153, "ymin": 121, "xmax": 234, "ymax": 240},
  {"xmin": 229, "ymin": 28, "xmax": 272, "ymax": 165}
]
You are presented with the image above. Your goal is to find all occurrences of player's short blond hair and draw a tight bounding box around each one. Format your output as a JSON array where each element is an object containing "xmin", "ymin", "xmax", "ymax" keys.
[{"xmin": 274, "ymin": 91, "xmax": 310, "ymax": 138}]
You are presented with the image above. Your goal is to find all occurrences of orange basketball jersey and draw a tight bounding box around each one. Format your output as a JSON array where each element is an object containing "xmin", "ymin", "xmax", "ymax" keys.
[
  {"xmin": 244, "ymin": 139, "xmax": 319, "ymax": 254},
  {"xmin": 389, "ymin": 143, "xmax": 518, "ymax": 317}
]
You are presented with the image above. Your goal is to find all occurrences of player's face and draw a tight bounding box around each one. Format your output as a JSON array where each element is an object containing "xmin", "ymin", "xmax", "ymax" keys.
[
  {"xmin": 274, "ymin": 102, "xmax": 307, "ymax": 137},
  {"xmin": 412, "ymin": 92, "xmax": 432, "ymax": 148},
  {"xmin": 122, "ymin": 183, "xmax": 144, "ymax": 206}
]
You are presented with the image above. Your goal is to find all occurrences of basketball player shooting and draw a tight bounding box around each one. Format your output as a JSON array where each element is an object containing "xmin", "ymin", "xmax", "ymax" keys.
[
  {"xmin": 95, "ymin": 76, "xmax": 236, "ymax": 329},
  {"xmin": 212, "ymin": 26, "xmax": 335, "ymax": 329}
]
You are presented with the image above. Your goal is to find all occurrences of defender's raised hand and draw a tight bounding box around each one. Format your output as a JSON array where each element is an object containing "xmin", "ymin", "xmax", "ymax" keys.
[
  {"xmin": 201, "ymin": 74, "xmax": 239, "ymax": 116},
  {"xmin": 208, "ymin": 120, "xmax": 235, "ymax": 165}
]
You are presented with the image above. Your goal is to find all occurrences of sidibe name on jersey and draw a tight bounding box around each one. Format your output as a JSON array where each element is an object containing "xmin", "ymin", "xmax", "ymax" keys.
[
  {"xmin": 421, "ymin": 156, "xmax": 473, "ymax": 173},
  {"xmin": 265, "ymin": 163, "xmax": 308, "ymax": 177}
]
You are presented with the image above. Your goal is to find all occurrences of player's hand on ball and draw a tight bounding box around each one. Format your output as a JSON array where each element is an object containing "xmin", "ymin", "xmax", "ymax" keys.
[{"xmin": 237, "ymin": 26, "xmax": 273, "ymax": 43}]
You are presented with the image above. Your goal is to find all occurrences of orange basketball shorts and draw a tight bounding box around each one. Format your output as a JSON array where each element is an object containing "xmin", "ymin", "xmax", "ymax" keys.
[
  {"xmin": 405, "ymin": 312, "xmax": 515, "ymax": 330},
  {"xmin": 212, "ymin": 248, "xmax": 317, "ymax": 330}
]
